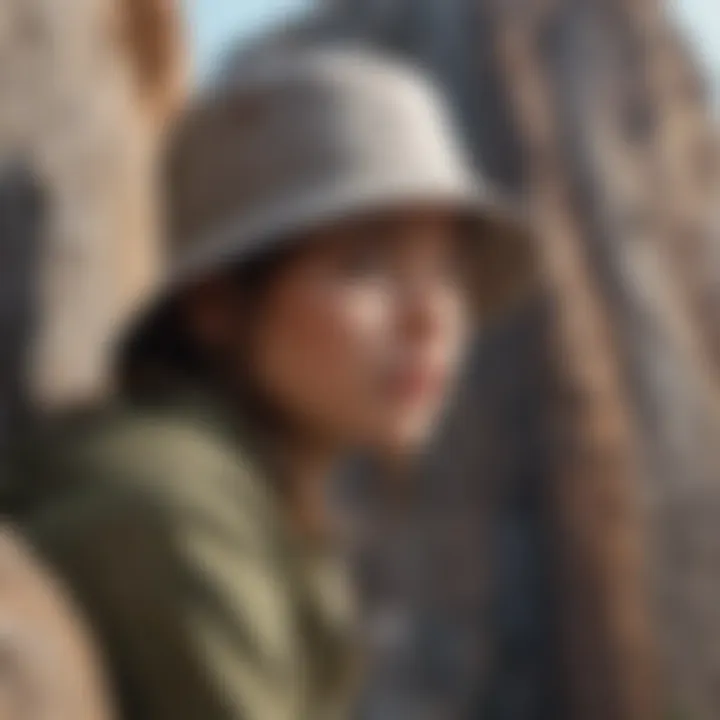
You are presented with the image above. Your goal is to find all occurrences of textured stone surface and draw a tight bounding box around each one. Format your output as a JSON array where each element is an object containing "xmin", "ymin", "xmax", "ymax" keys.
[
  {"xmin": 0, "ymin": 528, "xmax": 115, "ymax": 720},
  {"xmin": 0, "ymin": 0, "xmax": 185, "ymax": 410}
]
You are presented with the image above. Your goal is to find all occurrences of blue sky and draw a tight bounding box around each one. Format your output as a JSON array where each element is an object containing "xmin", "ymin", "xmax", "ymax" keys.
[
  {"xmin": 182, "ymin": 0, "xmax": 312, "ymax": 78},
  {"xmin": 183, "ymin": 0, "xmax": 719, "ymax": 94},
  {"xmin": 671, "ymin": 0, "xmax": 720, "ymax": 97}
]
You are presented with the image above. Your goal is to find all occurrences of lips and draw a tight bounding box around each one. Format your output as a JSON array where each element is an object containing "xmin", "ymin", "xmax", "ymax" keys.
[{"xmin": 383, "ymin": 363, "xmax": 447, "ymax": 405}]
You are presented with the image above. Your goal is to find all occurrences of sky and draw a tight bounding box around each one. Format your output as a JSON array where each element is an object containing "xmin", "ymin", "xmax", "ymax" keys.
[
  {"xmin": 182, "ymin": 0, "xmax": 312, "ymax": 78},
  {"xmin": 183, "ymin": 0, "xmax": 720, "ymax": 95},
  {"xmin": 671, "ymin": 0, "xmax": 720, "ymax": 99}
]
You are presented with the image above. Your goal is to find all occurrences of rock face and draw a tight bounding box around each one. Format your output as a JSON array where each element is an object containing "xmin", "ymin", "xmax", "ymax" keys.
[
  {"xmin": 233, "ymin": 2, "xmax": 720, "ymax": 718},
  {"xmin": 0, "ymin": 528, "xmax": 116, "ymax": 720},
  {"xmin": 1, "ymin": 0, "xmax": 719, "ymax": 718},
  {"xmin": 0, "ymin": 0, "xmax": 185, "ymax": 413}
]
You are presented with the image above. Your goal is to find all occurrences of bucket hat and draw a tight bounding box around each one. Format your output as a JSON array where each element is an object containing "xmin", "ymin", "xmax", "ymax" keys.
[{"xmin": 120, "ymin": 46, "xmax": 536, "ymax": 359}]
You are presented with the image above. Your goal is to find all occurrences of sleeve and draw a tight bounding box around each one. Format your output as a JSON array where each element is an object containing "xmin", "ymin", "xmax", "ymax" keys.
[{"xmin": 24, "ymin": 478, "xmax": 305, "ymax": 720}]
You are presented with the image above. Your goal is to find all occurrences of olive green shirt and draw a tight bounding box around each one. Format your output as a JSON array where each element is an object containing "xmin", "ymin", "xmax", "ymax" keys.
[{"xmin": 12, "ymin": 392, "xmax": 360, "ymax": 720}]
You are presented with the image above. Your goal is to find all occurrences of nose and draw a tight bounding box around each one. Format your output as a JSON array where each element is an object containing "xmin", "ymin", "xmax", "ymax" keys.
[{"xmin": 397, "ymin": 275, "xmax": 457, "ymax": 351}]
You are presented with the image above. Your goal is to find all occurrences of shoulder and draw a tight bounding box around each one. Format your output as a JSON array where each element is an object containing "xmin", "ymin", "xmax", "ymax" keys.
[
  {"xmin": 17, "ymin": 403, "xmax": 290, "ymax": 632},
  {"xmin": 12, "ymin": 402, "xmax": 303, "ymax": 713},
  {"xmin": 20, "ymin": 401, "xmax": 282, "ymax": 565},
  {"xmin": 30, "ymin": 401, "xmax": 267, "ymax": 514}
]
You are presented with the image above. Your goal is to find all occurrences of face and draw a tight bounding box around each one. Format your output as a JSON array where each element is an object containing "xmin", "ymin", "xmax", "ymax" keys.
[{"xmin": 185, "ymin": 208, "xmax": 472, "ymax": 457}]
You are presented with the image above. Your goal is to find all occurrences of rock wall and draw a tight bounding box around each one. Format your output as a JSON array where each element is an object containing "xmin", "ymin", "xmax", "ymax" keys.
[{"xmin": 0, "ymin": 0, "xmax": 185, "ymax": 412}]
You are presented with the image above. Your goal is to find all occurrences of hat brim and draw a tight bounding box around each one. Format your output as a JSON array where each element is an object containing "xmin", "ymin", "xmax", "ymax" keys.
[{"xmin": 117, "ymin": 181, "xmax": 536, "ymax": 367}]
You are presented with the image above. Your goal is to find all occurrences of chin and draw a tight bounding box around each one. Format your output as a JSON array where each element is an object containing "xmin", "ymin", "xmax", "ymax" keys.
[{"xmin": 374, "ymin": 415, "xmax": 440, "ymax": 459}]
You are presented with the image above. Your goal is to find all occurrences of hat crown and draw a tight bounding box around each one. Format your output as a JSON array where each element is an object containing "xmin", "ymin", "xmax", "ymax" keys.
[{"xmin": 165, "ymin": 47, "xmax": 478, "ymax": 269}]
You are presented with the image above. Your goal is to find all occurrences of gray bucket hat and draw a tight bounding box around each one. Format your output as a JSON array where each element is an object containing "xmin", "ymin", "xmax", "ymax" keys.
[{"xmin": 121, "ymin": 46, "xmax": 536, "ymax": 359}]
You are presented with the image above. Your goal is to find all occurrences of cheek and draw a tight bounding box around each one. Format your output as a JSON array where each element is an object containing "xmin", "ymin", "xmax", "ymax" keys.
[
  {"xmin": 443, "ymin": 298, "xmax": 472, "ymax": 374},
  {"xmin": 251, "ymin": 279, "xmax": 390, "ymax": 430}
]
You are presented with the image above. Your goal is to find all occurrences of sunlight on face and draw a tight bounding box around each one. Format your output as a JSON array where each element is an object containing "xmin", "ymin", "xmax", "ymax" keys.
[{"xmin": 248, "ymin": 208, "xmax": 472, "ymax": 456}]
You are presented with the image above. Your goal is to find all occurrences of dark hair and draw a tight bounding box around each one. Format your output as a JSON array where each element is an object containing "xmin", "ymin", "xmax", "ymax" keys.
[{"xmin": 116, "ymin": 246, "xmax": 296, "ymax": 402}]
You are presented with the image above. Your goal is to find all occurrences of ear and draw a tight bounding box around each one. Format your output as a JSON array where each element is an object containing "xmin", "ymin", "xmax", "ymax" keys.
[{"xmin": 118, "ymin": 0, "xmax": 188, "ymax": 127}]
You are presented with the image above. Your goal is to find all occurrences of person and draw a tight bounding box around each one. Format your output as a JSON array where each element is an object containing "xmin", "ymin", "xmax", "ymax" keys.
[{"xmin": 12, "ymin": 47, "xmax": 535, "ymax": 720}]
